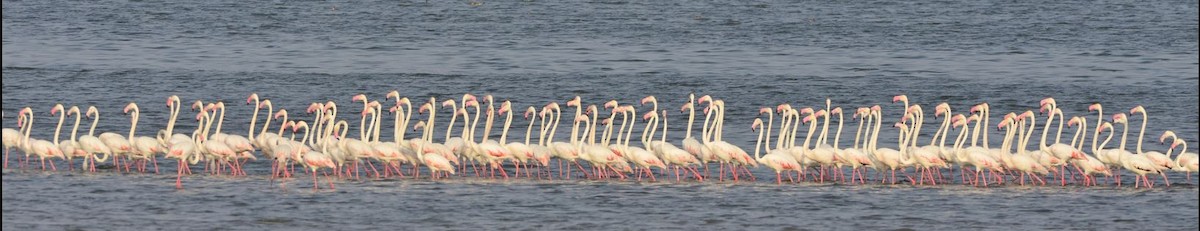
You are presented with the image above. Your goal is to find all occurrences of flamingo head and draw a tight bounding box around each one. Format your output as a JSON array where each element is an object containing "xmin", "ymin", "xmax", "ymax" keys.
[
  {"xmin": 306, "ymin": 103, "xmax": 320, "ymax": 114},
  {"xmin": 870, "ymin": 105, "xmax": 882, "ymax": 112},
  {"xmin": 351, "ymin": 94, "xmax": 367, "ymax": 103},
  {"xmin": 85, "ymin": 106, "xmax": 97, "ymax": 118},
  {"xmin": 967, "ymin": 114, "xmax": 981, "ymax": 123},
  {"xmin": 892, "ymin": 95, "xmax": 908, "ymax": 104},
  {"xmin": 123, "ymin": 103, "xmax": 138, "ymax": 114},
  {"xmin": 802, "ymin": 114, "xmax": 817, "ymax": 124},
  {"xmin": 751, "ymin": 118, "xmax": 763, "ymax": 131},
  {"xmin": 398, "ymin": 97, "xmax": 411, "ymax": 106},
  {"xmin": 1067, "ymin": 117, "xmax": 1081, "ymax": 127},
  {"xmin": 1111, "ymin": 113, "xmax": 1127, "ymax": 124},
  {"xmin": 906, "ymin": 105, "xmax": 921, "ymax": 114},
  {"xmin": 894, "ymin": 122, "xmax": 907, "ymax": 129},
  {"xmin": 1129, "ymin": 106, "xmax": 1145, "ymax": 115},
  {"xmin": 775, "ymin": 104, "xmax": 790, "ymax": 113},
  {"xmin": 456, "ymin": 108, "xmax": 467, "ymax": 116},
  {"xmin": 1159, "ymin": 131, "xmax": 1176, "ymax": 144},
  {"xmin": 386, "ymin": 90, "xmax": 399, "ymax": 100},
  {"xmin": 1171, "ymin": 140, "xmax": 1183, "ymax": 150},
  {"xmin": 412, "ymin": 121, "xmax": 425, "ymax": 131},
  {"xmin": 1088, "ymin": 103, "xmax": 1102, "ymax": 112},
  {"xmin": 190, "ymin": 100, "xmax": 203, "ymax": 111},
  {"xmin": 324, "ymin": 101, "xmax": 337, "ymax": 111},
  {"xmin": 441, "ymin": 99, "xmax": 456, "ymax": 108},
  {"xmin": 680, "ymin": 102, "xmax": 692, "ymax": 112},
  {"xmin": 952, "ymin": 114, "xmax": 968, "ymax": 127},
  {"xmin": 604, "ymin": 100, "xmax": 618, "ymax": 109},
  {"xmin": 1002, "ymin": 112, "xmax": 1016, "ymax": 122},
  {"xmin": 934, "ymin": 103, "xmax": 949, "ymax": 117},
  {"xmin": 586, "ymin": 105, "xmax": 598, "ymax": 115},
  {"xmin": 566, "ymin": 96, "xmax": 581, "ymax": 107},
  {"xmin": 1020, "ymin": 110, "xmax": 1035, "ymax": 120},
  {"xmin": 524, "ymin": 106, "xmax": 536, "ymax": 119},
  {"xmin": 67, "ymin": 106, "xmax": 80, "ymax": 116},
  {"xmin": 642, "ymin": 110, "xmax": 657, "ymax": 121},
  {"xmin": 576, "ymin": 114, "xmax": 590, "ymax": 123},
  {"xmin": 997, "ymin": 118, "xmax": 1012, "ymax": 129},
  {"xmin": 800, "ymin": 107, "xmax": 814, "ymax": 115},
  {"xmin": 167, "ymin": 95, "xmax": 180, "ymax": 107},
  {"xmin": 901, "ymin": 114, "xmax": 911, "ymax": 123},
  {"xmin": 601, "ymin": 117, "xmax": 612, "ymax": 125},
  {"xmin": 1039, "ymin": 97, "xmax": 1056, "ymax": 108},
  {"xmin": 50, "ymin": 104, "xmax": 64, "ymax": 115},
  {"xmin": 640, "ymin": 96, "xmax": 656, "ymax": 106},
  {"xmin": 759, "ymin": 107, "xmax": 772, "ymax": 115},
  {"xmin": 697, "ymin": 95, "xmax": 712, "ymax": 104},
  {"xmin": 855, "ymin": 107, "xmax": 870, "ymax": 119},
  {"xmin": 464, "ymin": 100, "xmax": 479, "ymax": 108},
  {"xmin": 545, "ymin": 101, "xmax": 560, "ymax": 111},
  {"xmin": 195, "ymin": 111, "xmax": 205, "ymax": 121},
  {"xmin": 281, "ymin": 121, "xmax": 293, "ymax": 131},
  {"xmin": 1100, "ymin": 122, "xmax": 1113, "ymax": 132},
  {"xmin": 418, "ymin": 103, "xmax": 430, "ymax": 114},
  {"xmin": 246, "ymin": 93, "xmax": 259, "ymax": 105},
  {"xmin": 830, "ymin": 107, "xmax": 843, "ymax": 115},
  {"xmin": 259, "ymin": 99, "xmax": 272, "ymax": 110},
  {"xmin": 498, "ymin": 101, "xmax": 512, "ymax": 115},
  {"xmin": 267, "ymin": 110, "xmax": 283, "ymax": 121}
]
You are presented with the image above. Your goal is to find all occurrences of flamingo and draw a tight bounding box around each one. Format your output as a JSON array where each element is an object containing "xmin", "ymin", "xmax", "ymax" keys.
[
  {"xmin": 1011, "ymin": 112, "xmax": 1051, "ymax": 185},
  {"xmin": 19, "ymin": 107, "xmax": 64, "ymax": 171},
  {"xmin": 76, "ymin": 106, "xmax": 112, "ymax": 172},
  {"xmin": 751, "ymin": 118, "xmax": 801, "ymax": 184},
  {"xmin": 625, "ymin": 109, "xmax": 666, "ymax": 181},
  {"xmin": 1129, "ymin": 106, "xmax": 1173, "ymax": 186},
  {"xmin": 125, "ymin": 102, "xmax": 164, "ymax": 173},
  {"xmin": 505, "ymin": 106, "xmax": 539, "ymax": 178},
  {"xmin": 416, "ymin": 102, "xmax": 456, "ymax": 179},
  {"xmin": 810, "ymin": 99, "xmax": 844, "ymax": 183},
  {"xmin": 652, "ymin": 108, "xmax": 704, "ymax": 182},
  {"xmin": 1090, "ymin": 103, "xmax": 1124, "ymax": 183},
  {"xmin": 679, "ymin": 94, "xmax": 707, "ymax": 177},
  {"xmin": 1038, "ymin": 98, "xmax": 1081, "ymax": 185},
  {"xmin": 57, "ymin": 106, "xmax": 91, "ymax": 171},
  {"xmin": 478, "ymin": 99, "xmax": 514, "ymax": 179},
  {"xmin": 1161, "ymin": 131, "xmax": 1198, "ymax": 181},
  {"xmin": 548, "ymin": 99, "xmax": 590, "ymax": 179},
  {"xmin": 212, "ymin": 102, "xmax": 255, "ymax": 175},
  {"xmin": 1111, "ymin": 113, "xmax": 1162, "ymax": 188},
  {"xmin": 1068, "ymin": 117, "xmax": 1112, "ymax": 186},
  {"xmin": 839, "ymin": 107, "xmax": 875, "ymax": 184}
]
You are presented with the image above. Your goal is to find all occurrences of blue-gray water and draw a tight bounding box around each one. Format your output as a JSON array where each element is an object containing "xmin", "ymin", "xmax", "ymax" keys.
[{"xmin": 3, "ymin": 0, "xmax": 1198, "ymax": 230}]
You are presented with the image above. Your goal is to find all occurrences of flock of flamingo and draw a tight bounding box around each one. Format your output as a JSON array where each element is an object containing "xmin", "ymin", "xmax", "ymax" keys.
[{"xmin": 2, "ymin": 92, "xmax": 1197, "ymax": 190}]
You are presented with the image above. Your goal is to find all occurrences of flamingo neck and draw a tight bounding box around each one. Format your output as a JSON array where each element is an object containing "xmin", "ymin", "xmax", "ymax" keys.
[
  {"xmin": 754, "ymin": 121, "xmax": 764, "ymax": 160},
  {"xmin": 500, "ymin": 108, "xmax": 513, "ymax": 144},
  {"xmin": 1135, "ymin": 111, "xmax": 1148, "ymax": 154},
  {"xmin": 833, "ymin": 112, "xmax": 844, "ymax": 149},
  {"xmin": 446, "ymin": 104, "xmax": 458, "ymax": 142},
  {"xmin": 70, "ymin": 110, "xmax": 81, "ymax": 143},
  {"xmin": 53, "ymin": 109, "xmax": 66, "ymax": 144},
  {"xmin": 1040, "ymin": 107, "xmax": 1054, "ymax": 150},
  {"xmin": 249, "ymin": 99, "xmax": 260, "ymax": 138},
  {"xmin": 88, "ymin": 110, "xmax": 99, "ymax": 137}
]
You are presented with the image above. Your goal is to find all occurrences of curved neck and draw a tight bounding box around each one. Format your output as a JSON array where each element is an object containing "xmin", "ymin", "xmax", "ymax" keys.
[
  {"xmin": 548, "ymin": 107, "xmax": 561, "ymax": 143},
  {"xmin": 936, "ymin": 108, "xmax": 952, "ymax": 147},
  {"xmin": 701, "ymin": 105, "xmax": 712, "ymax": 143},
  {"xmin": 763, "ymin": 112, "xmax": 773, "ymax": 150},
  {"xmin": 483, "ymin": 102, "xmax": 495, "ymax": 141},
  {"xmin": 982, "ymin": 107, "xmax": 990, "ymax": 149},
  {"xmin": 538, "ymin": 111, "xmax": 549, "ymax": 145},
  {"xmin": 1118, "ymin": 121, "xmax": 1129, "ymax": 151},
  {"xmin": 817, "ymin": 111, "xmax": 831, "ymax": 145},
  {"xmin": 657, "ymin": 111, "xmax": 667, "ymax": 145},
  {"xmin": 642, "ymin": 113, "xmax": 657, "ymax": 147},
  {"xmin": 446, "ymin": 104, "xmax": 458, "ymax": 142},
  {"xmin": 467, "ymin": 104, "xmax": 480, "ymax": 142},
  {"xmin": 525, "ymin": 114, "xmax": 536, "ymax": 145},
  {"xmin": 871, "ymin": 111, "xmax": 883, "ymax": 151},
  {"xmin": 394, "ymin": 106, "xmax": 404, "ymax": 143},
  {"xmin": 402, "ymin": 102, "xmax": 414, "ymax": 142},
  {"xmin": 88, "ymin": 110, "xmax": 99, "ymax": 137},
  {"xmin": 1070, "ymin": 119, "xmax": 1085, "ymax": 150},
  {"xmin": 1053, "ymin": 109, "xmax": 1065, "ymax": 144},
  {"xmin": 53, "ymin": 109, "xmax": 66, "ymax": 144},
  {"xmin": 1135, "ymin": 111, "xmax": 1148, "ymax": 154},
  {"xmin": 833, "ymin": 112, "xmax": 844, "ymax": 149},
  {"xmin": 777, "ymin": 112, "xmax": 790, "ymax": 150},
  {"xmin": 802, "ymin": 115, "xmax": 818, "ymax": 149},
  {"xmin": 1092, "ymin": 107, "xmax": 1103, "ymax": 152},
  {"xmin": 129, "ymin": 110, "xmax": 139, "ymax": 142},
  {"xmin": 589, "ymin": 109, "xmax": 598, "ymax": 145},
  {"xmin": 260, "ymin": 101, "xmax": 274, "ymax": 137},
  {"xmin": 1040, "ymin": 108, "xmax": 1054, "ymax": 150},
  {"xmin": 685, "ymin": 104, "xmax": 696, "ymax": 139},
  {"xmin": 500, "ymin": 109, "xmax": 513, "ymax": 144},
  {"xmin": 215, "ymin": 105, "xmax": 226, "ymax": 135},
  {"xmin": 249, "ymin": 99, "xmax": 260, "ymax": 138},
  {"xmin": 69, "ymin": 110, "xmax": 81, "ymax": 142},
  {"xmin": 953, "ymin": 124, "xmax": 970, "ymax": 151},
  {"xmin": 754, "ymin": 122, "xmax": 765, "ymax": 160},
  {"xmin": 168, "ymin": 99, "xmax": 180, "ymax": 135}
]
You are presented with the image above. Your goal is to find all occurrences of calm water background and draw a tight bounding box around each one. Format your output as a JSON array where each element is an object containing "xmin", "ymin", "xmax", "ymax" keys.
[{"xmin": 3, "ymin": 0, "xmax": 1198, "ymax": 230}]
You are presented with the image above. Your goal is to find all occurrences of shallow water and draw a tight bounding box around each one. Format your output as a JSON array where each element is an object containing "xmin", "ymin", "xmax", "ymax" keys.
[{"xmin": 3, "ymin": 0, "xmax": 1199, "ymax": 230}]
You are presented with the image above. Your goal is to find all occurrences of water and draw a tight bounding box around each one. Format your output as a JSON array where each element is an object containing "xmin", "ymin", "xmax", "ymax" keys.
[{"xmin": 3, "ymin": 0, "xmax": 1198, "ymax": 229}]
